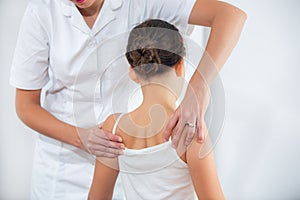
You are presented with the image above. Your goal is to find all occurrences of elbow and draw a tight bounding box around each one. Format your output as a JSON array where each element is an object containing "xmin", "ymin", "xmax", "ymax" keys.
[
  {"xmin": 14, "ymin": 88, "xmax": 42, "ymax": 126},
  {"xmin": 88, "ymin": 192, "xmax": 111, "ymax": 200},
  {"xmin": 229, "ymin": 5, "xmax": 248, "ymax": 24},
  {"xmin": 15, "ymin": 101, "xmax": 28, "ymax": 124},
  {"xmin": 218, "ymin": 3, "xmax": 247, "ymax": 24},
  {"xmin": 236, "ymin": 7, "xmax": 248, "ymax": 23},
  {"xmin": 15, "ymin": 99, "xmax": 36, "ymax": 125}
]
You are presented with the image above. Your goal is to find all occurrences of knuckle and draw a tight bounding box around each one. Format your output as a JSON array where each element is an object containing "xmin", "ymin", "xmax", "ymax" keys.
[
  {"xmin": 91, "ymin": 128, "xmax": 97, "ymax": 135},
  {"xmin": 96, "ymin": 152, "xmax": 104, "ymax": 157},
  {"xmin": 97, "ymin": 145, "xmax": 104, "ymax": 151},
  {"xmin": 188, "ymin": 131, "xmax": 194, "ymax": 138},
  {"xmin": 103, "ymin": 154, "xmax": 111, "ymax": 158},
  {"xmin": 87, "ymin": 136, "xmax": 94, "ymax": 143},
  {"xmin": 108, "ymin": 153, "xmax": 116, "ymax": 158},
  {"xmin": 198, "ymin": 124, "xmax": 203, "ymax": 130},
  {"xmin": 86, "ymin": 143, "xmax": 92, "ymax": 150},
  {"xmin": 105, "ymin": 133, "xmax": 113, "ymax": 140},
  {"xmin": 107, "ymin": 149, "xmax": 114, "ymax": 155},
  {"xmin": 108, "ymin": 142, "xmax": 115, "ymax": 148},
  {"xmin": 173, "ymin": 132, "xmax": 180, "ymax": 140},
  {"xmin": 172, "ymin": 138, "xmax": 178, "ymax": 144},
  {"xmin": 183, "ymin": 111, "xmax": 193, "ymax": 118},
  {"xmin": 102, "ymin": 153, "xmax": 108, "ymax": 157},
  {"xmin": 199, "ymin": 109, "xmax": 204, "ymax": 115},
  {"xmin": 173, "ymin": 127, "xmax": 178, "ymax": 134},
  {"xmin": 103, "ymin": 140, "xmax": 109, "ymax": 147},
  {"xmin": 165, "ymin": 125, "xmax": 171, "ymax": 131},
  {"xmin": 89, "ymin": 148, "xmax": 94, "ymax": 154},
  {"xmin": 106, "ymin": 148, "xmax": 113, "ymax": 154},
  {"xmin": 101, "ymin": 131, "xmax": 108, "ymax": 137}
]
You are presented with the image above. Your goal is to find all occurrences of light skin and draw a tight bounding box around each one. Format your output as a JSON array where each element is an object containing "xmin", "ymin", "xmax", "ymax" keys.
[
  {"xmin": 89, "ymin": 61, "xmax": 225, "ymax": 199},
  {"xmin": 15, "ymin": 0, "xmax": 247, "ymax": 157},
  {"xmin": 164, "ymin": 0, "xmax": 248, "ymax": 146},
  {"xmin": 70, "ymin": 0, "xmax": 104, "ymax": 29}
]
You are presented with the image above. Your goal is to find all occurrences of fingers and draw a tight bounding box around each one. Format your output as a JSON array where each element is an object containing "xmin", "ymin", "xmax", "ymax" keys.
[
  {"xmin": 86, "ymin": 131, "xmax": 123, "ymax": 149},
  {"xmin": 91, "ymin": 144, "xmax": 123, "ymax": 157},
  {"xmin": 88, "ymin": 129, "xmax": 124, "ymax": 155},
  {"xmin": 94, "ymin": 151, "xmax": 120, "ymax": 158},
  {"xmin": 98, "ymin": 137, "xmax": 125, "ymax": 149},
  {"xmin": 166, "ymin": 108, "xmax": 198, "ymax": 148},
  {"xmin": 184, "ymin": 124, "xmax": 196, "ymax": 146},
  {"xmin": 89, "ymin": 127, "xmax": 123, "ymax": 145},
  {"xmin": 102, "ymin": 130, "xmax": 123, "ymax": 142},
  {"xmin": 77, "ymin": 125, "xmax": 125, "ymax": 158},
  {"xmin": 92, "ymin": 127, "xmax": 122, "ymax": 142},
  {"xmin": 174, "ymin": 120, "xmax": 196, "ymax": 147},
  {"xmin": 164, "ymin": 113, "xmax": 179, "ymax": 141},
  {"xmin": 171, "ymin": 119, "xmax": 184, "ymax": 148},
  {"xmin": 197, "ymin": 114, "xmax": 205, "ymax": 143}
]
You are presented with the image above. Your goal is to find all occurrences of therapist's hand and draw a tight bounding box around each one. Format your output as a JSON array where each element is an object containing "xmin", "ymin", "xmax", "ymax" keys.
[
  {"xmin": 164, "ymin": 81, "xmax": 210, "ymax": 147},
  {"xmin": 77, "ymin": 125, "xmax": 124, "ymax": 158}
]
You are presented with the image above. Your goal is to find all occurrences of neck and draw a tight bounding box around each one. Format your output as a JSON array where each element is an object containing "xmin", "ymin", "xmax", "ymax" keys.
[
  {"xmin": 77, "ymin": 0, "xmax": 103, "ymax": 17},
  {"xmin": 140, "ymin": 83, "xmax": 177, "ymax": 112}
]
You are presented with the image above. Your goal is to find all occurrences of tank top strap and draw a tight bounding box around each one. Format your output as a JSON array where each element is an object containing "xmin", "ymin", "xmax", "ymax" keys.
[{"xmin": 112, "ymin": 113, "xmax": 126, "ymax": 135}]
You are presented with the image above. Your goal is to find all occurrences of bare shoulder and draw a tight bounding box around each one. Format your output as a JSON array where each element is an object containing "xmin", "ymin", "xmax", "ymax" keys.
[
  {"xmin": 102, "ymin": 113, "xmax": 122, "ymax": 133},
  {"xmin": 185, "ymin": 123, "xmax": 225, "ymax": 199},
  {"xmin": 186, "ymin": 123, "xmax": 210, "ymax": 162}
]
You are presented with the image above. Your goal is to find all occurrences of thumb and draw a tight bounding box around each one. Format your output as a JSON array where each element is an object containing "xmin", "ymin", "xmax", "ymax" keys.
[
  {"xmin": 98, "ymin": 122, "xmax": 104, "ymax": 129},
  {"xmin": 197, "ymin": 115, "xmax": 205, "ymax": 143},
  {"xmin": 164, "ymin": 113, "xmax": 179, "ymax": 141}
]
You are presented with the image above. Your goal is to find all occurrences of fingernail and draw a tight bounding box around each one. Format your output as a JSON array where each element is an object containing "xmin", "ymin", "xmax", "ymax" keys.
[
  {"xmin": 118, "ymin": 137, "xmax": 122, "ymax": 142},
  {"xmin": 120, "ymin": 144, "xmax": 125, "ymax": 149}
]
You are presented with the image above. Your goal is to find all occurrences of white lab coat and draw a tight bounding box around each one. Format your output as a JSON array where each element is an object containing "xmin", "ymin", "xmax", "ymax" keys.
[{"xmin": 10, "ymin": 0, "xmax": 196, "ymax": 199}]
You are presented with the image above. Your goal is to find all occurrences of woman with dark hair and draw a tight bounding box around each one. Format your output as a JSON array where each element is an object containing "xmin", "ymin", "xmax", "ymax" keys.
[
  {"xmin": 10, "ymin": 0, "xmax": 246, "ymax": 198},
  {"xmin": 89, "ymin": 19, "xmax": 224, "ymax": 199}
]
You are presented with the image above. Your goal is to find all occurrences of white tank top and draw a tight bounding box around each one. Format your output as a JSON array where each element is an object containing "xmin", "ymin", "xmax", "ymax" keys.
[{"xmin": 113, "ymin": 113, "xmax": 196, "ymax": 200}]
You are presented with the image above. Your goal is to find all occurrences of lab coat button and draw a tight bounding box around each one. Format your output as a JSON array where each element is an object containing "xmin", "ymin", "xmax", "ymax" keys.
[{"xmin": 89, "ymin": 40, "xmax": 97, "ymax": 48}]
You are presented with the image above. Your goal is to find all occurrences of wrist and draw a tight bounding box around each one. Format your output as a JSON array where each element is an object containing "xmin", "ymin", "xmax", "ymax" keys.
[
  {"xmin": 189, "ymin": 73, "xmax": 209, "ymax": 100},
  {"xmin": 67, "ymin": 125, "xmax": 85, "ymax": 149}
]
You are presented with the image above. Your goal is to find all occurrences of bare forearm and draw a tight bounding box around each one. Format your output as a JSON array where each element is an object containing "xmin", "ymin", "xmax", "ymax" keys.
[
  {"xmin": 16, "ymin": 102, "xmax": 82, "ymax": 148},
  {"xmin": 206, "ymin": 2, "xmax": 247, "ymax": 69},
  {"xmin": 189, "ymin": 1, "xmax": 247, "ymax": 90}
]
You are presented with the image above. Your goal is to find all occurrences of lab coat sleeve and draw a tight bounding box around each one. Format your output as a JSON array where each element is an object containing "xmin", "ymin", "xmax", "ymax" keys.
[
  {"xmin": 10, "ymin": 2, "xmax": 50, "ymax": 90},
  {"xmin": 143, "ymin": 0, "xmax": 197, "ymax": 34}
]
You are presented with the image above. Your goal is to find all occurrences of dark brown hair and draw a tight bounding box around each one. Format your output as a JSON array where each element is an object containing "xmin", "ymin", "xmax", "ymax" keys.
[{"xmin": 125, "ymin": 19, "xmax": 185, "ymax": 80}]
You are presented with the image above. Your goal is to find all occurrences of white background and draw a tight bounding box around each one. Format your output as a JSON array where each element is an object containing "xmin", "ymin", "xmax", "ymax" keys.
[{"xmin": 1, "ymin": 0, "xmax": 300, "ymax": 199}]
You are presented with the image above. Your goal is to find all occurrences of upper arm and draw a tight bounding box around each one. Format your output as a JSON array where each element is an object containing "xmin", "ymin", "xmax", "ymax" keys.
[
  {"xmin": 89, "ymin": 159, "xmax": 119, "ymax": 200},
  {"xmin": 189, "ymin": 0, "xmax": 247, "ymax": 26},
  {"xmin": 89, "ymin": 114, "xmax": 121, "ymax": 200},
  {"xmin": 186, "ymin": 124, "xmax": 225, "ymax": 199},
  {"xmin": 10, "ymin": 2, "xmax": 49, "ymax": 90}
]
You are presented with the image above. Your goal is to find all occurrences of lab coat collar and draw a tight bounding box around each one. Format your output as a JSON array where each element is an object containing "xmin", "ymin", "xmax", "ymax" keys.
[{"xmin": 60, "ymin": 0, "xmax": 123, "ymax": 35}]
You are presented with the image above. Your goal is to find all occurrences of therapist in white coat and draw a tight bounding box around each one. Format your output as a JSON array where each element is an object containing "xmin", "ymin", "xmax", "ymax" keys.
[{"xmin": 10, "ymin": 0, "xmax": 247, "ymax": 199}]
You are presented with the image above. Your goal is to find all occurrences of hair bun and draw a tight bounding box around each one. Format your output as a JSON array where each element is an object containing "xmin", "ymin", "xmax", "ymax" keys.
[
  {"xmin": 141, "ymin": 48, "xmax": 154, "ymax": 64},
  {"xmin": 125, "ymin": 19, "xmax": 186, "ymax": 80}
]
